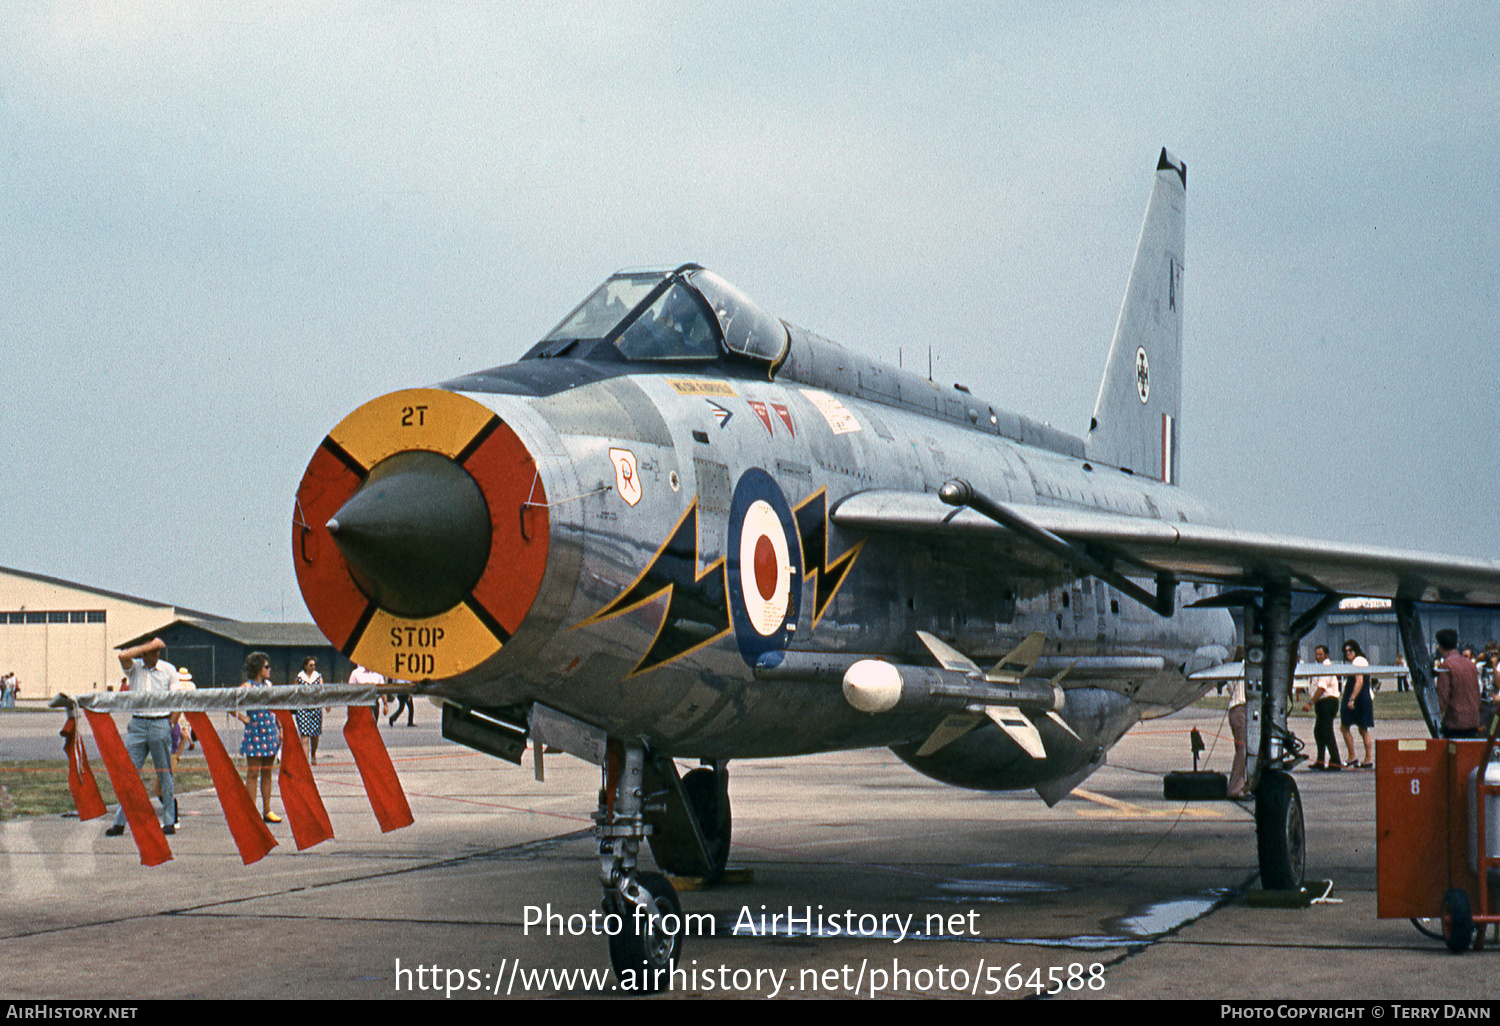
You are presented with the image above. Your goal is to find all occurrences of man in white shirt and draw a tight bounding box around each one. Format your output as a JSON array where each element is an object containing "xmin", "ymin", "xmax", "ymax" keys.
[
  {"xmin": 349, "ymin": 664, "xmax": 385, "ymax": 721},
  {"xmin": 105, "ymin": 638, "xmax": 181, "ymax": 836},
  {"xmin": 1302, "ymin": 645, "xmax": 1343, "ymax": 770}
]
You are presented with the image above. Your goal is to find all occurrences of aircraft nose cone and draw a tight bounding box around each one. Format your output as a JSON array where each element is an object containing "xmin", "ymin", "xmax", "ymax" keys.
[{"xmin": 328, "ymin": 450, "xmax": 492, "ymax": 619}]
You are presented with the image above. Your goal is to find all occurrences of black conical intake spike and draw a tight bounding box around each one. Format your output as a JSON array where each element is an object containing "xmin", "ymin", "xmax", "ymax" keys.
[{"xmin": 327, "ymin": 450, "xmax": 492, "ymax": 619}]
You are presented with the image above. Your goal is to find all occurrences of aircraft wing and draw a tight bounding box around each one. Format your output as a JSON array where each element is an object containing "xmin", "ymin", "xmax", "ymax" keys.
[{"xmin": 831, "ymin": 489, "xmax": 1500, "ymax": 605}]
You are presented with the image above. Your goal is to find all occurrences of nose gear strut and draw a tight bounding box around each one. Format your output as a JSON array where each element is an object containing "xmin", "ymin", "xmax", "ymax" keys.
[{"xmin": 596, "ymin": 739, "xmax": 682, "ymax": 991}]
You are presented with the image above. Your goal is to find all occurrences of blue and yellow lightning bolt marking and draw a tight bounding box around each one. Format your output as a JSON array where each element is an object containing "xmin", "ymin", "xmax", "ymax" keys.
[{"xmin": 792, "ymin": 487, "xmax": 864, "ymax": 629}]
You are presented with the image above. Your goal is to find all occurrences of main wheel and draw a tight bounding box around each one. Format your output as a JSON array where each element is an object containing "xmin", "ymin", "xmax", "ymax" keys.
[
  {"xmin": 1255, "ymin": 769, "xmax": 1306, "ymax": 891},
  {"xmin": 1441, "ymin": 888, "xmax": 1474, "ymax": 954},
  {"xmin": 608, "ymin": 871, "xmax": 683, "ymax": 992},
  {"xmin": 649, "ymin": 766, "xmax": 732, "ymax": 882},
  {"xmin": 681, "ymin": 767, "xmax": 731, "ymax": 882}
]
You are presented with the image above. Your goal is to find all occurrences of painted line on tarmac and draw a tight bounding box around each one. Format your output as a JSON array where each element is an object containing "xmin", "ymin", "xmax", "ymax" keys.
[{"xmin": 1070, "ymin": 788, "xmax": 1223, "ymax": 819}]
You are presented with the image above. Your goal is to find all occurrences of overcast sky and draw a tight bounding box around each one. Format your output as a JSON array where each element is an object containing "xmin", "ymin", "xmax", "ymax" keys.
[{"xmin": 2, "ymin": 2, "xmax": 1496, "ymax": 621}]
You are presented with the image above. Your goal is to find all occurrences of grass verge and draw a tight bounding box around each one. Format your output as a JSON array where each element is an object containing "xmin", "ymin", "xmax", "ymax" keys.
[{"xmin": 0, "ymin": 762, "xmax": 215, "ymax": 820}]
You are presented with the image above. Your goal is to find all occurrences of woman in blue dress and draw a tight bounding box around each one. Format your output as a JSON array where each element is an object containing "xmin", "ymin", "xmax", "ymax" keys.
[{"xmin": 236, "ymin": 651, "xmax": 282, "ymax": 823}]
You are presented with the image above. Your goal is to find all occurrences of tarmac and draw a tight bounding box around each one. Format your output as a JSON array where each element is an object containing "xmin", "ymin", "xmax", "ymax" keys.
[{"xmin": 0, "ymin": 702, "xmax": 1495, "ymax": 1002}]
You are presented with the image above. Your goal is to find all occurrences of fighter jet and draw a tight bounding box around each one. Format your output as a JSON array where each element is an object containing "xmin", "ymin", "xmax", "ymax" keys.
[{"xmin": 70, "ymin": 149, "xmax": 1500, "ymax": 990}]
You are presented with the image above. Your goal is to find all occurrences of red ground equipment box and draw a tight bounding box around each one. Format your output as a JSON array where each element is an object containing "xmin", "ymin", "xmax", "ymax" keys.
[{"xmin": 1375, "ymin": 731, "xmax": 1500, "ymax": 952}]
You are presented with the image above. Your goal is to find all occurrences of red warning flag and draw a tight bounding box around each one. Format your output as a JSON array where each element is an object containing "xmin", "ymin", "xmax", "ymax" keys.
[
  {"xmin": 343, "ymin": 706, "xmax": 414, "ymax": 832},
  {"xmin": 273, "ymin": 710, "xmax": 334, "ymax": 850},
  {"xmin": 184, "ymin": 712, "xmax": 276, "ymax": 865},
  {"xmin": 60, "ymin": 716, "xmax": 107, "ymax": 821},
  {"xmin": 83, "ymin": 710, "xmax": 172, "ymax": 867}
]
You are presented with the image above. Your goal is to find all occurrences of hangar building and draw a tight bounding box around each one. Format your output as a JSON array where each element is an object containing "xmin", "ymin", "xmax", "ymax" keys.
[
  {"xmin": 0, "ymin": 566, "xmax": 350, "ymax": 700},
  {"xmin": 0, "ymin": 565, "xmax": 229, "ymax": 700}
]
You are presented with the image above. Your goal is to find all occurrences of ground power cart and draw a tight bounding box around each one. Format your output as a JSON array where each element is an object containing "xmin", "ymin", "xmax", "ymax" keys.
[{"xmin": 1376, "ymin": 725, "xmax": 1500, "ymax": 952}]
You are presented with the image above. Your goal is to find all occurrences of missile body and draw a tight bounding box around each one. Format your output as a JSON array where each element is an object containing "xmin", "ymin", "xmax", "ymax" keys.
[{"xmin": 841, "ymin": 659, "xmax": 1064, "ymax": 715}]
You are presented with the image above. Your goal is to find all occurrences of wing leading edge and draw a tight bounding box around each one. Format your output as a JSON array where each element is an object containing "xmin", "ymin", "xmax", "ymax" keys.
[{"xmin": 831, "ymin": 489, "xmax": 1500, "ymax": 606}]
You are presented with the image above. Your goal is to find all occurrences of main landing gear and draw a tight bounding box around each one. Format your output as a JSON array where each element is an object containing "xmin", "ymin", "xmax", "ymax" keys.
[
  {"xmin": 1240, "ymin": 583, "xmax": 1336, "ymax": 892},
  {"xmin": 595, "ymin": 742, "xmax": 733, "ymax": 990},
  {"xmin": 648, "ymin": 763, "xmax": 732, "ymax": 883},
  {"xmin": 1255, "ymin": 768, "xmax": 1306, "ymax": 891}
]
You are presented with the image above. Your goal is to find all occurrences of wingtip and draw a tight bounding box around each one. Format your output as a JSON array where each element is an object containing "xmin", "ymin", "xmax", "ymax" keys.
[{"xmin": 1157, "ymin": 148, "xmax": 1187, "ymax": 189}]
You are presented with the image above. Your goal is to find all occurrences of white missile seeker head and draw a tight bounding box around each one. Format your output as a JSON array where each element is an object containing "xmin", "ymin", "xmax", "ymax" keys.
[{"xmin": 842, "ymin": 659, "xmax": 903, "ymax": 714}]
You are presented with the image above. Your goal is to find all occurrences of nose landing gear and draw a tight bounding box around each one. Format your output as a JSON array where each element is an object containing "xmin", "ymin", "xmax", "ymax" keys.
[
  {"xmin": 596, "ymin": 740, "xmax": 683, "ymax": 992},
  {"xmin": 606, "ymin": 870, "xmax": 684, "ymax": 985}
]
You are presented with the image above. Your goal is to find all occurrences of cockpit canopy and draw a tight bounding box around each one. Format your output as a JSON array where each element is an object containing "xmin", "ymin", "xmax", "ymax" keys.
[{"xmin": 524, "ymin": 264, "xmax": 789, "ymax": 368}]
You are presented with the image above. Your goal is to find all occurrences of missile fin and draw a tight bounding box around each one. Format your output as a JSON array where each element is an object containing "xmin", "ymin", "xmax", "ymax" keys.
[
  {"xmin": 915, "ymin": 712, "xmax": 983, "ymax": 757},
  {"xmin": 984, "ymin": 706, "xmax": 1048, "ymax": 760},
  {"xmin": 1046, "ymin": 710, "xmax": 1082, "ymax": 743},
  {"xmin": 985, "ymin": 631, "xmax": 1047, "ymax": 683},
  {"xmin": 916, "ymin": 631, "xmax": 981, "ymax": 674}
]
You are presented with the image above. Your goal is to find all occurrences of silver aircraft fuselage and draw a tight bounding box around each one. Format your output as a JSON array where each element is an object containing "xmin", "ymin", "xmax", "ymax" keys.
[
  {"xmin": 296, "ymin": 154, "xmax": 1240, "ymax": 795},
  {"xmin": 437, "ymin": 354, "xmax": 1234, "ymax": 757},
  {"xmin": 296, "ymin": 258, "xmax": 1233, "ymax": 795}
]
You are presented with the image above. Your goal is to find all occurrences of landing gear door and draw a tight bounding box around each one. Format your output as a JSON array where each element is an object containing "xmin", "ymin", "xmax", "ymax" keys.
[{"xmin": 1396, "ymin": 600, "xmax": 1442, "ymax": 739}]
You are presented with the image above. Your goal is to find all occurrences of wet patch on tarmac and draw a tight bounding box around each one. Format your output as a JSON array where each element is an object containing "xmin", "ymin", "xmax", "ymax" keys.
[
  {"xmin": 993, "ymin": 886, "xmax": 1237, "ymax": 949},
  {"xmin": 1112, "ymin": 889, "xmax": 1229, "ymax": 937},
  {"xmin": 931, "ymin": 877, "xmax": 1068, "ymax": 902}
]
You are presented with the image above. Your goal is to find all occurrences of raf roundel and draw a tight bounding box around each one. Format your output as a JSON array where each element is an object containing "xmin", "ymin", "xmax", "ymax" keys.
[
  {"xmin": 740, "ymin": 500, "xmax": 792, "ymax": 635},
  {"xmin": 727, "ymin": 468, "xmax": 802, "ymax": 667}
]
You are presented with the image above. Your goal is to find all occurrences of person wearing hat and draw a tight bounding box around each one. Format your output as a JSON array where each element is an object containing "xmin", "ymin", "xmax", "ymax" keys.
[
  {"xmin": 105, "ymin": 638, "xmax": 180, "ymax": 836},
  {"xmin": 177, "ymin": 666, "xmax": 199, "ymax": 751}
]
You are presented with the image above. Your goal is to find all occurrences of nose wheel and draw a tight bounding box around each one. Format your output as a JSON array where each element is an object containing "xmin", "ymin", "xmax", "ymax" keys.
[{"xmin": 606, "ymin": 871, "xmax": 683, "ymax": 986}]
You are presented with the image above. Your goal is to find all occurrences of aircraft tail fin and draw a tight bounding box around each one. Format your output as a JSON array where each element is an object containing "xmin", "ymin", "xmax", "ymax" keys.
[{"xmin": 1086, "ymin": 149, "xmax": 1186, "ymax": 484}]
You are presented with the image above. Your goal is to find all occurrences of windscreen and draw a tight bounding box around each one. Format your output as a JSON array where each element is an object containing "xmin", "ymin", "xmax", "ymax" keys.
[
  {"xmin": 614, "ymin": 283, "xmax": 720, "ymax": 361},
  {"xmin": 541, "ymin": 272, "xmax": 665, "ymax": 343}
]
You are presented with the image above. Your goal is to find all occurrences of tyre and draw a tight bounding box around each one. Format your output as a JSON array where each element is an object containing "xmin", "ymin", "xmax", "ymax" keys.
[
  {"xmin": 1255, "ymin": 769, "xmax": 1306, "ymax": 891},
  {"xmin": 649, "ymin": 767, "xmax": 732, "ymax": 882},
  {"xmin": 608, "ymin": 871, "xmax": 683, "ymax": 992},
  {"xmin": 681, "ymin": 767, "xmax": 731, "ymax": 882},
  {"xmin": 1441, "ymin": 888, "xmax": 1474, "ymax": 954}
]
